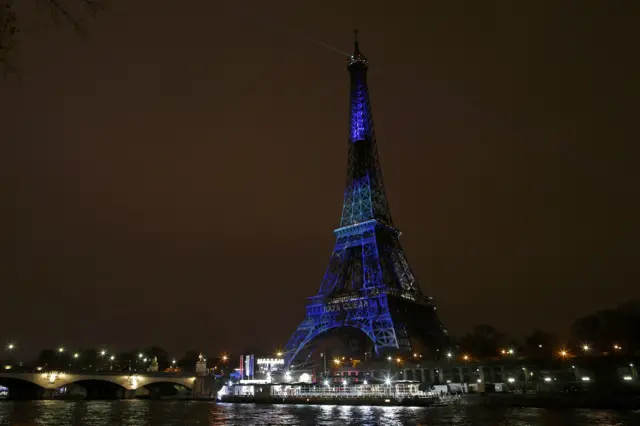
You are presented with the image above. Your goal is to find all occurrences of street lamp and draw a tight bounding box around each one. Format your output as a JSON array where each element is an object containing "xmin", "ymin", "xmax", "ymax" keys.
[
  {"xmin": 138, "ymin": 353, "xmax": 144, "ymax": 359},
  {"xmin": 110, "ymin": 355, "xmax": 115, "ymax": 361},
  {"xmin": 58, "ymin": 347, "xmax": 65, "ymax": 353},
  {"xmin": 6, "ymin": 343, "xmax": 14, "ymax": 351},
  {"xmin": 582, "ymin": 344, "xmax": 590, "ymax": 352},
  {"xmin": 276, "ymin": 351, "xmax": 283, "ymax": 357},
  {"xmin": 100, "ymin": 350, "xmax": 107, "ymax": 357},
  {"xmin": 73, "ymin": 353, "xmax": 80, "ymax": 359},
  {"xmin": 446, "ymin": 352, "xmax": 453, "ymax": 359}
]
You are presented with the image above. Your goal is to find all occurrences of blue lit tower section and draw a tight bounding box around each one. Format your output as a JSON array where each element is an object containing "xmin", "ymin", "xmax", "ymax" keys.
[{"xmin": 283, "ymin": 34, "xmax": 449, "ymax": 368}]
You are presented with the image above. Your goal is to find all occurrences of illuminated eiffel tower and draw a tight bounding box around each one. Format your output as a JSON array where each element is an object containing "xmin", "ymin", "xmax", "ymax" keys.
[{"xmin": 283, "ymin": 33, "xmax": 449, "ymax": 367}]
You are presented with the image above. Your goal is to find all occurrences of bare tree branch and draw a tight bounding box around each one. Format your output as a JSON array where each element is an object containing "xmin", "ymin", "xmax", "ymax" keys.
[{"xmin": 1, "ymin": 0, "xmax": 105, "ymax": 74}]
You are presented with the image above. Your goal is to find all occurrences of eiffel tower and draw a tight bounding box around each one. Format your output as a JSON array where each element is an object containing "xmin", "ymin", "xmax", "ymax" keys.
[{"xmin": 283, "ymin": 33, "xmax": 449, "ymax": 367}]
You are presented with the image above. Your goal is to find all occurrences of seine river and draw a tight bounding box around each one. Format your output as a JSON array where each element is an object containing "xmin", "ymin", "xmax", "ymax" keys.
[{"xmin": 0, "ymin": 400, "xmax": 638, "ymax": 425}]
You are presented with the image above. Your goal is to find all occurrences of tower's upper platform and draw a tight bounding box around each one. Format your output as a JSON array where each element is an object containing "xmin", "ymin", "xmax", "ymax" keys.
[{"xmin": 347, "ymin": 30, "xmax": 368, "ymax": 69}]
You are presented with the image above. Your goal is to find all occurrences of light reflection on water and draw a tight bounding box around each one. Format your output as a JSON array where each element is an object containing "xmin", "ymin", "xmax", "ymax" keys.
[{"xmin": 0, "ymin": 400, "xmax": 637, "ymax": 425}]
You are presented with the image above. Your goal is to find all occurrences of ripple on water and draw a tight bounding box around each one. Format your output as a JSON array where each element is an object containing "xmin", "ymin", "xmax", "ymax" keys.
[{"xmin": 0, "ymin": 400, "xmax": 638, "ymax": 425}]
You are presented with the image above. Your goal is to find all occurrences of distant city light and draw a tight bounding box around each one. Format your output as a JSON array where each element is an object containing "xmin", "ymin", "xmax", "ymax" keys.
[
  {"xmin": 387, "ymin": 356, "xmax": 392, "ymax": 361},
  {"xmin": 462, "ymin": 355, "xmax": 469, "ymax": 361},
  {"xmin": 582, "ymin": 344, "xmax": 590, "ymax": 352},
  {"xmin": 110, "ymin": 355, "xmax": 115, "ymax": 361},
  {"xmin": 58, "ymin": 347, "xmax": 64, "ymax": 353},
  {"xmin": 559, "ymin": 350, "xmax": 568, "ymax": 358},
  {"xmin": 508, "ymin": 348, "xmax": 514, "ymax": 355},
  {"xmin": 100, "ymin": 350, "xmax": 106, "ymax": 356},
  {"xmin": 6, "ymin": 343, "xmax": 14, "ymax": 351},
  {"xmin": 138, "ymin": 353, "xmax": 144, "ymax": 359},
  {"xmin": 446, "ymin": 352, "xmax": 452, "ymax": 359},
  {"xmin": 73, "ymin": 353, "xmax": 79, "ymax": 359},
  {"xmin": 324, "ymin": 380, "xmax": 330, "ymax": 387},
  {"xmin": 333, "ymin": 358, "xmax": 341, "ymax": 366},
  {"xmin": 613, "ymin": 344, "xmax": 622, "ymax": 351},
  {"xmin": 384, "ymin": 377, "xmax": 391, "ymax": 386},
  {"xmin": 276, "ymin": 351, "xmax": 283, "ymax": 357}
]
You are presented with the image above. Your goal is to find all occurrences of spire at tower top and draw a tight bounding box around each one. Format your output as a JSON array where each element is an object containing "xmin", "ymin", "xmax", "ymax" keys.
[
  {"xmin": 348, "ymin": 29, "xmax": 368, "ymax": 68},
  {"xmin": 354, "ymin": 29, "xmax": 360, "ymax": 52}
]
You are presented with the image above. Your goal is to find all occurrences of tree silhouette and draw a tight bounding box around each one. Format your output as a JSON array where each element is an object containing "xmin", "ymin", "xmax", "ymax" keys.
[
  {"xmin": 1, "ymin": 0, "xmax": 104, "ymax": 73},
  {"xmin": 178, "ymin": 350, "xmax": 201, "ymax": 373},
  {"xmin": 570, "ymin": 299, "xmax": 640, "ymax": 355},
  {"xmin": 458, "ymin": 324, "xmax": 508, "ymax": 359},
  {"xmin": 524, "ymin": 329, "xmax": 557, "ymax": 358}
]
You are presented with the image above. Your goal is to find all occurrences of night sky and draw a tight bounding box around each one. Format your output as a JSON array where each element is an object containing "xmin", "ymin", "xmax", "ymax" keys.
[{"xmin": 2, "ymin": 0, "xmax": 638, "ymax": 358}]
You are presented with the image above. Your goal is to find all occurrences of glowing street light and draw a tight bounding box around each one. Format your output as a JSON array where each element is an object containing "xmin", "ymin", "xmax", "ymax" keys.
[
  {"xmin": 100, "ymin": 350, "xmax": 107, "ymax": 357},
  {"xmin": 387, "ymin": 356, "xmax": 392, "ymax": 361},
  {"xmin": 58, "ymin": 347, "xmax": 65, "ymax": 353},
  {"xmin": 138, "ymin": 353, "xmax": 144, "ymax": 359},
  {"xmin": 73, "ymin": 353, "xmax": 80, "ymax": 359},
  {"xmin": 559, "ymin": 350, "xmax": 568, "ymax": 358},
  {"xmin": 110, "ymin": 355, "xmax": 115, "ymax": 361},
  {"xmin": 462, "ymin": 354, "xmax": 470, "ymax": 361},
  {"xmin": 172, "ymin": 359, "xmax": 176, "ymax": 365},
  {"xmin": 395, "ymin": 357, "xmax": 402, "ymax": 364},
  {"xmin": 333, "ymin": 358, "xmax": 341, "ymax": 366},
  {"xmin": 221, "ymin": 354, "xmax": 229, "ymax": 362},
  {"xmin": 276, "ymin": 351, "xmax": 283, "ymax": 357},
  {"xmin": 384, "ymin": 377, "xmax": 391, "ymax": 386},
  {"xmin": 582, "ymin": 344, "xmax": 590, "ymax": 352},
  {"xmin": 613, "ymin": 344, "xmax": 622, "ymax": 351},
  {"xmin": 508, "ymin": 348, "xmax": 514, "ymax": 355},
  {"xmin": 446, "ymin": 352, "xmax": 453, "ymax": 359},
  {"xmin": 323, "ymin": 380, "xmax": 330, "ymax": 387},
  {"xmin": 6, "ymin": 343, "xmax": 14, "ymax": 351}
]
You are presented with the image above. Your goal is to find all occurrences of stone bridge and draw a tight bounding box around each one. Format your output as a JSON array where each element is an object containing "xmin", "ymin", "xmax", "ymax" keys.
[{"xmin": 0, "ymin": 372, "xmax": 197, "ymax": 399}]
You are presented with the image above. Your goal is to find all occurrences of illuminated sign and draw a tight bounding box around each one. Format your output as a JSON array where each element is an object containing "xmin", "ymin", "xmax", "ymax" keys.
[
  {"xmin": 323, "ymin": 298, "xmax": 374, "ymax": 313},
  {"xmin": 257, "ymin": 358, "xmax": 285, "ymax": 365}
]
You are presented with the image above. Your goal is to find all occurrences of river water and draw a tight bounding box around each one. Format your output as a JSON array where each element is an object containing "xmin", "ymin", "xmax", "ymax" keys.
[{"xmin": 0, "ymin": 400, "xmax": 638, "ymax": 425}]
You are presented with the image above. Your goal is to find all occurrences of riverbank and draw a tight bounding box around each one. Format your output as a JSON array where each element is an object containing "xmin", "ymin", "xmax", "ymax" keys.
[{"xmin": 476, "ymin": 393, "xmax": 640, "ymax": 410}]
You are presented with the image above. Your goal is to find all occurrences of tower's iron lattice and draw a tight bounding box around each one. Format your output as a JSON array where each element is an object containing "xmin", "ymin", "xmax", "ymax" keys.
[{"xmin": 283, "ymin": 35, "xmax": 449, "ymax": 368}]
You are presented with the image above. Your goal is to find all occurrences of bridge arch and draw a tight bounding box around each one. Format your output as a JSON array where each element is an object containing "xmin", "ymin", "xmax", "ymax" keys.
[{"xmin": 0, "ymin": 377, "xmax": 46, "ymax": 400}]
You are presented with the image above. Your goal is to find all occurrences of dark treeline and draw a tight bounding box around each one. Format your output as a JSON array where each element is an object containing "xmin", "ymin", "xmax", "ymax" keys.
[{"xmin": 455, "ymin": 299, "xmax": 640, "ymax": 359}]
